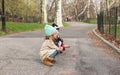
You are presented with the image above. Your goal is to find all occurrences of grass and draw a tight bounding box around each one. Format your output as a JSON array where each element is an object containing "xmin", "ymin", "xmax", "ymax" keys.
[
  {"xmin": 0, "ymin": 22, "xmax": 45, "ymax": 36},
  {"xmin": 83, "ymin": 19, "xmax": 97, "ymax": 24},
  {"xmin": 117, "ymin": 25, "xmax": 120, "ymax": 39},
  {"xmin": 89, "ymin": 19, "xmax": 97, "ymax": 24},
  {"xmin": 108, "ymin": 25, "xmax": 120, "ymax": 39},
  {"xmin": 63, "ymin": 22, "xmax": 70, "ymax": 27},
  {"xmin": 0, "ymin": 22, "xmax": 69, "ymax": 36}
]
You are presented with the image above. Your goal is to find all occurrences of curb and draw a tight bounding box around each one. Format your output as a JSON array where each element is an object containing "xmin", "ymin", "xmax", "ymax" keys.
[{"xmin": 93, "ymin": 29, "xmax": 120, "ymax": 53}]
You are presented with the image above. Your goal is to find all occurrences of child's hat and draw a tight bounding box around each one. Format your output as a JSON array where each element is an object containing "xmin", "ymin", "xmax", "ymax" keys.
[{"xmin": 44, "ymin": 24, "xmax": 58, "ymax": 36}]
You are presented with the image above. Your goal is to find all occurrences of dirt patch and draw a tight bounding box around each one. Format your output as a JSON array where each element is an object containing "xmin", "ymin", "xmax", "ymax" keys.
[
  {"xmin": 88, "ymin": 30, "xmax": 120, "ymax": 60},
  {"xmin": 95, "ymin": 29, "xmax": 120, "ymax": 48}
]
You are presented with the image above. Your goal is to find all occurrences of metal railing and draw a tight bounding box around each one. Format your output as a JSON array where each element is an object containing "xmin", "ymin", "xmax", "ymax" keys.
[{"xmin": 97, "ymin": 6, "xmax": 120, "ymax": 40}]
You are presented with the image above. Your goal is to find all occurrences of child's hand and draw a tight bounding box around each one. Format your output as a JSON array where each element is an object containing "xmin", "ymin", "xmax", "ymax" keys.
[
  {"xmin": 63, "ymin": 45, "xmax": 71, "ymax": 48},
  {"xmin": 61, "ymin": 44, "xmax": 70, "ymax": 51},
  {"xmin": 61, "ymin": 46, "xmax": 65, "ymax": 51}
]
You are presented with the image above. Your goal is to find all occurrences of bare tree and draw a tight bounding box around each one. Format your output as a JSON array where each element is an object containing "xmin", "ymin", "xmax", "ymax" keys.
[
  {"xmin": 40, "ymin": 0, "xmax": 48, "ymax": 24},
  {"xmin": 100, "ymin": 0, "xmax": 119, "ymax": 11},
  {"xmin": 77, "ymin": 0, "xmax": 90, "ymax": 17},
  {"xmin": 54, "ymin": 0, "xmax": 63, "ymax": 27},
  {"xmin": 47, "ymin": 0, "xmax": 55, "ymax": 22},
  {"xmin": 70, "ymin": 0, "xmax": 96, "ymax": 21},
  {"xmin": 48, "ymin": 0, "xmax": 55, "ymax": 11},
  {"xmin": 93, "ymin": 0, "xmax": 101, "ymax": 14}
]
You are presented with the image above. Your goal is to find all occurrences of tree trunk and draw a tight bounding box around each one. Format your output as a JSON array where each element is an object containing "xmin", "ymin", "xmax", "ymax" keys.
[
  {"xmin": 86, "ymin": 0, "xmax": 90, "ymax": 19},
  {"xmin": 54, "ymin": 0, "xmax": 63, "ymax": 27},
  {"xmin": 40, "ymin": 0, "xmax": 48, "ymax": 24}
]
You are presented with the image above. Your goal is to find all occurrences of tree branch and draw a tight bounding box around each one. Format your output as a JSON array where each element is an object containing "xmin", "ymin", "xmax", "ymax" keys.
[{"xmin": 78, "ymin": 0, "xmax": 90, "ymax": 17}]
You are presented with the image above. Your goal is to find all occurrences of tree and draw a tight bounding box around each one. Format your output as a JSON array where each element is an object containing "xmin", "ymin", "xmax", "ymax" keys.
[
  {"xmin": 0, "ymin": 0, "xmax": 39, "ymax": 22},
  {"xmin": 40, "ymin": 0, "xmax": 48, "ymax": 24},
  {"xmin": 76, "ymin": 0, "xmax": 91, "ymax": 20},
  {"xmin": 93, "ymin": 0, "xmax": 101, "ymax": 14},
  {"xmin": 61, "ymin": 0, "xmax": 96, "ymax": 21},
  {"xmin": 0, "ymin": 0, "xmax": 2, "ymax": 12},
  {"xmin": 54, "ymin": 0, "xmax": 63, "ymax": 27},
  {"xmin": 100, "ymin": 0, "xmax": 119, "ymax": 11},
  {"xmin": 86, "ymin": 0, "xmax": 91, "ymax": 19},
  {"xmin": 1, "ymin": 0, "xmax": 6, "ymax": 32}
]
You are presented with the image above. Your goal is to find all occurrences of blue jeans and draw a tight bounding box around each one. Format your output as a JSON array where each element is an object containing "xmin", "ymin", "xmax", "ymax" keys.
[{"xmin": 49, "ymin": 50, "xmax": 59, "ymax": 58}]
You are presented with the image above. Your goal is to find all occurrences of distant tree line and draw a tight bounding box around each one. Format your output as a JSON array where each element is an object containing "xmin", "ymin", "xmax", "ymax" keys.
[{"xmin": 0, "ymin": 0, "xmax": 97, "ymax": 23}]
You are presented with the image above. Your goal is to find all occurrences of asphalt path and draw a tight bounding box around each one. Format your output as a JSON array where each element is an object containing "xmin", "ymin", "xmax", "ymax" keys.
[{"xmin": 0, "ymin": 22, "xmax": 120, "ymax": 75}]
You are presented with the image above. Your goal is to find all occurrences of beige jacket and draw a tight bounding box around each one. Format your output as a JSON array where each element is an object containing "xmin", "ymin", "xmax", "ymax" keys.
[{"xmin": 39, "ymin": 39, "xmax": 62, "ymax": 62}]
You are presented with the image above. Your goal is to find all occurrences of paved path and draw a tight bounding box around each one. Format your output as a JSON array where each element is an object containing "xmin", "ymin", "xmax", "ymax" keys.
[{"xmin": 0, "ymin": 22, "xmax": 120, "ymax": 75}]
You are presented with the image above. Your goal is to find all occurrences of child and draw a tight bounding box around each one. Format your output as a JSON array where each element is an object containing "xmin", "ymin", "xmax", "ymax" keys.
[
  {"xmin": 39, "ymin": 25, "xmax": 63, "ymax": 67},
  {"xmin": 52, "ymin": 23, "xmax": 70, "ymax": 51}
]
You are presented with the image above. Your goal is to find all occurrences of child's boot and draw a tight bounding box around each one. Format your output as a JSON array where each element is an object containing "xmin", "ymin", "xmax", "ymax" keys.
[
  {"xmin": 43, "ymin": 58, "xmax": 53, "ymax": 66},
  {"xmin": 47, "ymin": 57, "xmax": 56, "ymax": 63}
]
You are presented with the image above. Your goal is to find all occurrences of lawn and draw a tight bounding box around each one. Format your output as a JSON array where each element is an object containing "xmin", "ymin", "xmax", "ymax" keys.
[
  {"xmin": 0, "ymin": 22, "xmax": 69, "ymax": 36},
  {"xmin": 117, "ymin": 25, "xmax": 120, "ymax": 39},
  {"xmin": 88, "ymin": 19, "xmax": 97, "ymax": 24},
  {"xmin": 83, "ymin": 19, "xmax": 97, "ymax": 24},
  {"xmin": 109, "ymin": 25, "xmax": 120, "ymax": 39}
]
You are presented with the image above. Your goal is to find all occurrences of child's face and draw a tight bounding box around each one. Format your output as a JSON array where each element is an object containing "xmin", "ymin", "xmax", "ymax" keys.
[{"xmin": 53, "ymin": 32, "xmax": 59, "ymax": 38}]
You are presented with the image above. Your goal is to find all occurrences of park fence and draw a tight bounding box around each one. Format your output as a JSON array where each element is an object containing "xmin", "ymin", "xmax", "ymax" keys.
[{"xmin": 97, "ymin": 6, "xmax": 120, "ymax": 40}]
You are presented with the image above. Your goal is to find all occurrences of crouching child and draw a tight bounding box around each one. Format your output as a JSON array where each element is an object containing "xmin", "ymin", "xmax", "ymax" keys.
[{"xmin": 39, "ymin": 25, "xmax": 63, "ymax": 67}]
